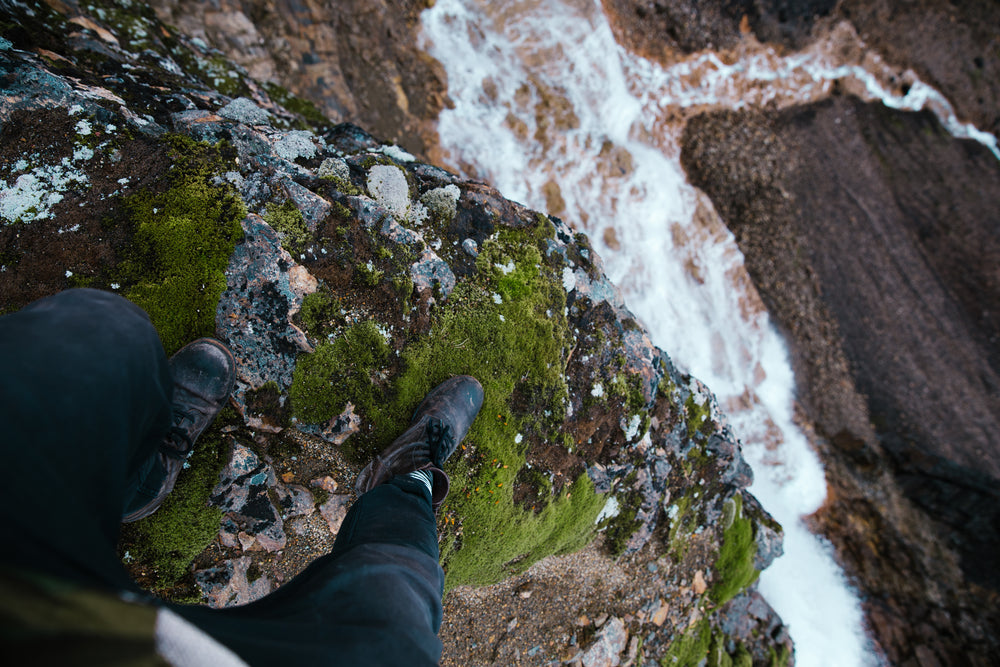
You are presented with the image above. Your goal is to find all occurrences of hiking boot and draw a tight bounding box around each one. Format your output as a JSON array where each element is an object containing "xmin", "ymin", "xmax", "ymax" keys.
[
  {"xmin": 122, "ymin": 338, "xmax": 236, "ymax": 523},
  {"xmin": 355, "ymin": 375, "xmax": 483, "ymax": 509}
]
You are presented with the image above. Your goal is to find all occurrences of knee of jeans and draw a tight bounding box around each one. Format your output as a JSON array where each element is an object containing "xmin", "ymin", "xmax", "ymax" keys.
[{"xmin": 55, "ymin": 288, "xmax": 152, "ymax": 322}]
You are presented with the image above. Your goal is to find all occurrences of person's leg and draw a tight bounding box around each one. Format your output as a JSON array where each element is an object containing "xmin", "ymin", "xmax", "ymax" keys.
[
  {"xmin": 173, "ymin": 375, "xmax": 483, "ymax": 667},
  {"xmin": 0, "ymin": 288, "xmax": 173, "ymax": 592},
  {"xmin": 174, "ymin": 473, "xmax": 444, "ymax": 667}
]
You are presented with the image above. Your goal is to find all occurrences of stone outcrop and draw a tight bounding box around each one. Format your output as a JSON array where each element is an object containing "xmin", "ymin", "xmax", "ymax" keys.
[
  {"xmin": 0, "ymin": 1, "xmax": 789, "ymax": 664},
  {"xmin": 681, "ymin": 95, "xmax": 1000, "ymax": 665}
]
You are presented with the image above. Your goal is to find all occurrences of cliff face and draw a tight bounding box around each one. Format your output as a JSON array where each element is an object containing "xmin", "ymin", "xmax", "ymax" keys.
[
  {"xmin": 681, "ymin": 96, "xmax": 1000, "ymax": 665},
  {"xmin": 145, "ymin": 0, "xmax": 448, "ymax": 159},
  {"xmin": 0, "ymin": 1, "xmax": 788, "ymax": 665},
  {"xmin": 601, "ymin": 0, "xmax": 1000, "ymax": 136}
]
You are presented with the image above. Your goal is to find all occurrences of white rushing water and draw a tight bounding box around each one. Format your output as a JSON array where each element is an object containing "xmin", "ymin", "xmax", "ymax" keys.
[{"xmin": 420, "ymin": 0, "xmax": 997, "ymax": 664}]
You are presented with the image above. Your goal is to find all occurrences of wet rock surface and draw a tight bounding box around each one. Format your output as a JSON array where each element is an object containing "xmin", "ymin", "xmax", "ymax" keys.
[
  {"xmin": 681, "ymin": 95, "xmax": 1000, "ymax": 665},
  {"xmin": 1, "ymin": 2, "xmax": 788, "ymax": 665}
]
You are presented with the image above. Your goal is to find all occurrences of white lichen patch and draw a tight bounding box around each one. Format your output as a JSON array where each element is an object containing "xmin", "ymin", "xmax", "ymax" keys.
[
  {"xmin": 515, "ymin": 433, "xmax": 523, "ymax": 444},
  {"xmin": 623, "ymin": 414, "xmax": 642, "ymax": 441},
  {"xmin": 408, "ymin": 199, "xmax": 429, "ymax": 227},
  {"xmin": 381, "ymin": 144, "xmax": 415, "ymax": 162},
  {"xmin": 420, "ymin": 184, "xmax": 461, "ymax": 221},
  {"xmin": 75, "ymin": 119, "xmax": 92, "ymax": 136},
  {"xmin": 495, "ymin": 259, "xmax": 515, "ymax": 275},
  {"xmin": 591, "ymin": 382, "xmax": 604, "ymax": 398},
  {"xmin": 273, "ymin": 130, "xmax": 317, "ymax": 161},
  {"xmin": 367, "ymin": 165, "xmax": 411, "ymax": 221},
  {"xmin": 219, "ymin": 97, "xmax": 270, "ymax": 125},
  {"xmin": 562, "ymin": 266, "xmax": 577, "ymax": 292},
  {"xmin": 318, "ymin": 157, "xmax": 350, "ymax": 181},
  {"xmin": 1, "ymin": 154, "xmax": 91, "ymax": 224},
  {"xmin": 492, "ymin": 292, "xmax": 503, "ymax": 305},
  {"xmin": 72, "ymin": 146, "xmax": 94, "ymax": 162},
  {"xmin": 595, "ymin": 496, "xmax": 620, "ymax": 524}
]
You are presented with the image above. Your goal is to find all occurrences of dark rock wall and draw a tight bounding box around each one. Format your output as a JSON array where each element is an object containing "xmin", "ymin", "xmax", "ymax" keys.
[
  {"xmin": 602, "ymin": 0, "xmax": 1000, "ymax": 136},
  {"xmin": 839, "ymin": 0, "xmax": 1000, "ymax": 137},
  {"xmin": 681, "ymin": 95, "xmax": 1000, "ymax": 665},
  {"xmin": 599, "ymin": 0, "xmax": 837, "ymax": 59}
]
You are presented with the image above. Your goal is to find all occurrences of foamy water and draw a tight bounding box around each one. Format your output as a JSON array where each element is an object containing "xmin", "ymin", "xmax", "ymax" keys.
[{"xmin": 420, "ymin": 0, "xmax": 997, "ymax": 664}]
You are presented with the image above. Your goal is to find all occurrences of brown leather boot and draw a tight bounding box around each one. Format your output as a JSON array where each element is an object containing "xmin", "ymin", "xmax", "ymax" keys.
[
  {"xmin": 122, "ymin": 338, "xmax": 236, "ymax": 523},
  {"xmin": 355, "ymin": 375, "xmax": 484, "ymax": 509}
]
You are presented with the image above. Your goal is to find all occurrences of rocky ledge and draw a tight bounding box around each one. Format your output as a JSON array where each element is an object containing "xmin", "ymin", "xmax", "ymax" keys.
[{"xmin": 1, "ymin": 1, "xmax": 790, "ymax": 664}]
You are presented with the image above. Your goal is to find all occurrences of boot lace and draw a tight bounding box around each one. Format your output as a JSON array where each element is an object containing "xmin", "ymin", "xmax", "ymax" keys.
[
  {"xmin": 162, "ymin": 407, "xmax": 198, "ymax": 459},
  {"xmin": 427, "ymin": 417, "xmax": 455, "ymax": 468}
]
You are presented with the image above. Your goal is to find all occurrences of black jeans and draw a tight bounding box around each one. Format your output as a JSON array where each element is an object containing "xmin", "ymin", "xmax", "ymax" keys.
[{"xmin": 0, "ymin": 289, "xmax": 443, "ymax": 666}]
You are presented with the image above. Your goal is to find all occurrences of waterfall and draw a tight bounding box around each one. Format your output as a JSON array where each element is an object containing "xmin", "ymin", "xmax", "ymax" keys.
[{"xmin": 419, "ymin": 0, "xmax": 997, "ymax": 663}]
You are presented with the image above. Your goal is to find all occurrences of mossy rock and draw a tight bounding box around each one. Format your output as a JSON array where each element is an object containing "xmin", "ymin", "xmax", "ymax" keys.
[
  {"xmin": 710, "ymin": 495, "xmax": 759, "ymax": 605},
  {"xmin": 117, "ymin": 136, "xmax": 244, "ymax": 355}
]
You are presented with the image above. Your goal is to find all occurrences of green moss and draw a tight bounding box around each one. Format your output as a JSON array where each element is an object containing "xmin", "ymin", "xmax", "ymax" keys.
[
  {"xmin": 289, "ymin": 321, "xmax": 391, "ymax": 424},
  {"xmin": 609, "ymin": 372, "xmax": 645, "ymax": 413},
  {"xmin": 666, "ymin": 494, "xmax": 696, "ymax": 560},
  {"xmin": 118, "ymin": 411, "xmax": 232, "ymax": 589},
  {"xmin": 263, "ymin": 200, "xmax": 310, "ymax": 255},
  {"xmin": 663, "ymin": 624, "xmax": 749, "ymax": 667},
  {"xmin": 196, "ymin": 54, "xmax": 250, "ymax": 98},
  {"xmin": 661, "ymin": 620, "xmax": 712, "ymax": 667},
  {"xmin": 262, "ymin": 82, "xmax": 331, "ymax": 130},
  {"xmin": 354, "ymin": 261, "xmax": 385, "ymax": 287},
  {"xmin": 684, "ymin": 394, "xmax": 714, "ymax": 439},
  {"xmin": 602, "ymin": 471, "xmax": 642, "ymax": 557},
  {"xmin": 707, "ymin": 633, "xmax": 732, "ymax": 667},
  {"xmin": 312, "ymin": 487, "xmax": 330, "ymax": 506},
  {"xmin": 392, "ymin": 275, "xmax": 414, "ymax": 313},
  {"xmin": 768, "ymin": 645, "xmax": 791, "ymax": 667},
  {"xmin": 388, "ymin": 227, "xmax": 601, "ymax": 587},
  {"xmin": 331, "ymin": 201, "xmax": 354, "ymax": 220},
  {"xmin": 731, "ymin": 644, "xmax": 753, "ymax": 667},
  {"xmin": 603, "ymin": 500, "xmax": 641, "ymax": 558},
  {"xmin": 118, "ymin": 135, "xmax": 244, "ymax": 355},
  {"xmin": 297, "ymin": 288, "xmax": 341, "ymax": 337},
  {"xmin": 710, "ymin": 495, "xmax": 759, "ymax": 605},
  {"xmin": 322, "ymin": 175, "xmax": 364, "ymax": 197},
  {"xmin": 288, "ymin": 219, "xmax": 603, "ymax": 587}
]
